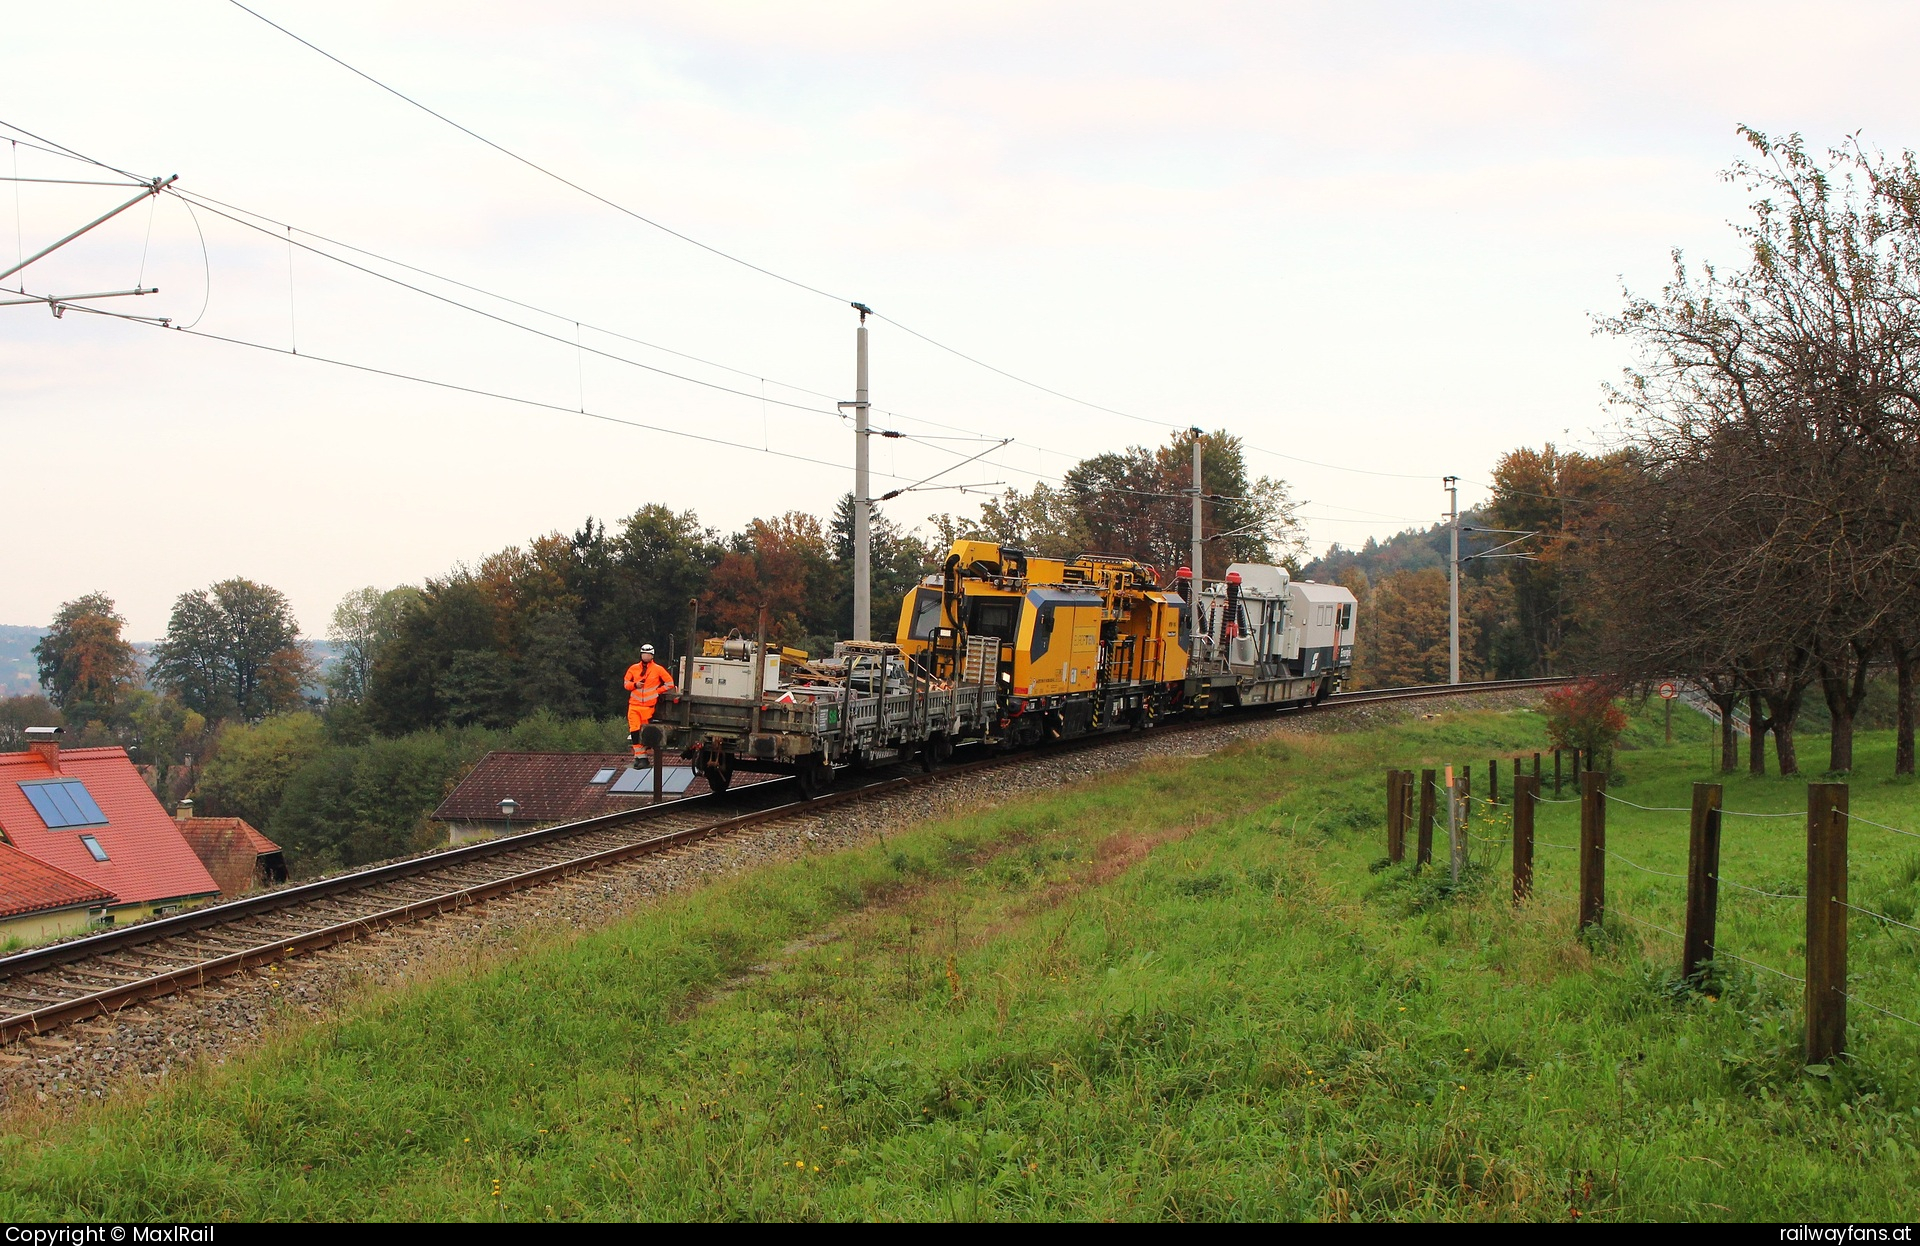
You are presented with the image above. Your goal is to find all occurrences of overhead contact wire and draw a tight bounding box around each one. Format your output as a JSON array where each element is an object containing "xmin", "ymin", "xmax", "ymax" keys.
[
  {"xmin": 193, "ymin": 17, "xmax": 1441, "ymax": 485},
  {"xmin": 100, "ymin": 312, "xmax": 929, "ymax": 481},
  {"xmin": 222, "ymin": 0, "xmax": 849, "ymax": 306}
]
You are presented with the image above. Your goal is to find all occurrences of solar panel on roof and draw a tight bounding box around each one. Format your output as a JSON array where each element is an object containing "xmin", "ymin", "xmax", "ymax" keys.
[
  {"xmin": 20, "ymin": 779, "xmax": 108, "ymax": 829},
  {"xmin": 589, "ymin": 767, "xmax": 617, "ymax": 785},
  {"xmin": 608, "ymin": 765, "xmax": 696, "ymax": 795}
]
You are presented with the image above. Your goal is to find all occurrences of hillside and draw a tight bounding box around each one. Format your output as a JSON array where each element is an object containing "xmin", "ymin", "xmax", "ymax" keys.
[
  {"xmin": 0, "ymin": 626, "xmax": 44, "ymax": 696},
  {"xmin": 0, "ymin": 630, "xmax": 344, "ymax": 702},
  {"xmin": 2, "ymin": 701, "xmax": 1915, "ymax": 1221},
  {"xmin": 1299, "ymin": 511, "xmax": 1494, "ymax": 585}
]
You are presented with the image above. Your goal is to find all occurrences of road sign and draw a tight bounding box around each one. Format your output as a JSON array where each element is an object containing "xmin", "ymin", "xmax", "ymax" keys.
[{"xmin": 1658, "ymin": 682, "xmax": 1678, "ymax": 700}]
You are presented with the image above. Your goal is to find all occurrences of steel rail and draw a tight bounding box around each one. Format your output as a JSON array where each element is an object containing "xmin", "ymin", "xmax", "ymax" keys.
[
  {"xmin": 0, "ymin": 675, "xmax": 1565, "ymax": 1045},
  {"xmin": 0, "ymin": 770, "xmax": 922, "ymax": 1043}
]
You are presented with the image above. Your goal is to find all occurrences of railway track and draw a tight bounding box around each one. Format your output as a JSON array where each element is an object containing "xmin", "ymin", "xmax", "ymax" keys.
[{"xmin": 0, "ymin": 675, "xmax": 1564, "ymax": 1046}]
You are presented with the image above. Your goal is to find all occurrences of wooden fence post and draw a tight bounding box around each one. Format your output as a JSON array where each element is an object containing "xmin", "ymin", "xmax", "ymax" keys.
[
  {"xmin": 1579, "ymin": 770, "xmax": 1606, "ymax": 932},
  {"xmin": 1554, "ymin": 749, "xmax": 1563, "ymax": 797},
  {"xmin": 1417, "ymin": 769, "xmax": 1436, "ymax": 867},
  {"xmin": 1397, "ymin": 764, "xmax": 1413, "ymax": 860},
  {"xmin": 1447, "ymin": 766, "xmax": 1464, "ymax": 883},
  {"xmin": 1488, "ymin": 759, "xmax": 1500, "ymax": 806},
  {"xmin": 1683, "ymin": 782, "xmax": 1723, "ymax": 983},
  {"xmin": 1460, "ymin": 767, "xmax": 1471, "ymax": 832},
  {"xmin": 1806, "ymin": 782, "xmax": 1849, "ymax": 1064},
  {"xmin": 1385, "ymin": 770, "xmax": 1406, "ymax": 862},
  {"xmin": 1383, "ymin": 770, "xmax": 1394, "ymax": 858},
  {"xmin": 1512, "ymin": 774, "xmax": 1536, "ymax": 902}
]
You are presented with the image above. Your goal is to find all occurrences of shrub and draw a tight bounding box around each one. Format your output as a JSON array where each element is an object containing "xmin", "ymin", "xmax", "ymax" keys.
[
  {"xmin": 194, "ymin": 713, "xmax": 328, "ymax": 828},
  {"xmin": 1542, "ymin": 678, "xmax": 1628, "ymax": 764},
  {"xmin": 268, "ymin": 727, "xmax": 498, "ymax": 873}
]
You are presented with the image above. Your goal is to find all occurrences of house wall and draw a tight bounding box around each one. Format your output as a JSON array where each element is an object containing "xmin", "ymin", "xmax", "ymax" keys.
[
  {"xmin": 102, "ymin": 900, "xmax": 196, "ymax": 925},
  {"xmin": 446, "ymin": 821, "xmax": 509, "ymax": 845},
  {"xmin": 0, "ymin": 906, "xmax": 94, "ymax": 949},
  {"xmin": 176, "ymin": 822, "xmax": 261, "ymax": 895}
]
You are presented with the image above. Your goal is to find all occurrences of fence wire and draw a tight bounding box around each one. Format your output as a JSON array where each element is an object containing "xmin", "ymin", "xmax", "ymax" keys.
[
  {"xmin": 1842, "ymin": 992, "xmax": 1920, "ymax": 1031},
  {"xmin": 1844, "ymin": 811, "xmax": 1920, "ymax": 841},
  {"xmin": 1717, "ymin": 877, "xmax": 1804, "ymax": 901},
  {"xmin": 1388, "ymin": 769, "xmax": 1918, "ymax": 1039},
  {"xmin": 1840, "ymin": 900, "xmax": 1920, "ymax": 936},
  {"xmin": 1601, "ymin": 848, "xmax": 1688, "ymax": 881},
  {"xmin": 1612, "ymin": 907, "xmax": 1684, "ymax": 942},
  {"xmin": 1522, "ymin": 885, "xmax": 1806, "ymax": 984},
  {"xmin": 1602, "ymin": 793, "xmax": 1693, "ymax": 813},
  {"xmin": 1723, "ymin": 950, "xmax": 1805, "ymax": 985}
]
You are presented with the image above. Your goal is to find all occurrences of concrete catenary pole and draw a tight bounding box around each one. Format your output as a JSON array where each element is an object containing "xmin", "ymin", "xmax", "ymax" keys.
[
  {"xmin": 1190, "ymin": 427, "xmax": 1205, "ymax": 650},
  {"xmin": 1444, "ymin": 474, "xmax": 1460, "ymax": 685},
  {"xmin": 852, "ymin": 306, "xmax": 872, "ymax": 641}
]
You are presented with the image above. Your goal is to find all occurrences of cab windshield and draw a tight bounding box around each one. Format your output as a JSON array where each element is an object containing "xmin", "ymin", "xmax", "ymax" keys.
[
  {"xmin": 966, "ymin": 596, "xmax": 1020, "ymax": 642},
  {"xmin": 907, "ymin": 588, "xmax": 944, "ymax": 640}
]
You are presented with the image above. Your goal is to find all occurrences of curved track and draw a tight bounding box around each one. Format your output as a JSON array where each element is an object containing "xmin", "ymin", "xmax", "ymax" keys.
[{"xmin": 0, "ymin": 675, "xmax": 1563, "ymax": 1044}]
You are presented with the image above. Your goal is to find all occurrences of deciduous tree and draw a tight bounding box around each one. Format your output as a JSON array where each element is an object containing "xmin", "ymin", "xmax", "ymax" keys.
[
  {"xmin": 326, "ymin": 586, "xmax": 421, "ymax": 704},
  {"xmin": 1601, "ymin": 128, "xmax": 1920, "ymax": 775},
  {"xmin": 34, "ymin": 593, "xmax": 138, "ymax": 722},
  {"xmin": 152, "ymin": 579, "xmax": 314, "ymax": 723}
]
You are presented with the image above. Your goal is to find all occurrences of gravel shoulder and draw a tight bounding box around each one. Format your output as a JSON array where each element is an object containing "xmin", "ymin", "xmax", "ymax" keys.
[{"xmin": 0, "ymin": 691, "xmax": 1539, "ymax": 1116}]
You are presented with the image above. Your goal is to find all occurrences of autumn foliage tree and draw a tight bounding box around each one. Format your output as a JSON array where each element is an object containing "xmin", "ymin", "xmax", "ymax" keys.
[
  {"xmin": 1599, "ymin": 128, "xmax": 1920, "ymax": 775},
  {"xmin": 1542, "ymin": 679, "xmax": 1629, "ymax": 768},
  {"xmin": 936, "ymin": 429, "xmax": 1301, "ymax": 577},
  {"xmin": 703, "ymin": 512, "xmax": 836, "ymax": 646},
  {"xmin": 1484, "ymin": 445, "xmax": 1634, "ymax": 676},
  {"xmin": 34, "ymin": 592, "xmax": 138, "ymax": 723}
]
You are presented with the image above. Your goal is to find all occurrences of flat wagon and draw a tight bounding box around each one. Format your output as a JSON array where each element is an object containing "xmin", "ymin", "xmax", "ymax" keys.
[{"xmin": 662, "ymin": 635, "xmax": 1001, "ymax": 798}]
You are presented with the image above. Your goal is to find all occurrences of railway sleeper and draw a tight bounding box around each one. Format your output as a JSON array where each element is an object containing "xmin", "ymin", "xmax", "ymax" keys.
[
  {"xmin": 1, "ymin": 988, "xmax": 84, "ymax": 1008},
  {"xmin": 43, "ymin": 967, "xmax": 148, "ymax": 987}
]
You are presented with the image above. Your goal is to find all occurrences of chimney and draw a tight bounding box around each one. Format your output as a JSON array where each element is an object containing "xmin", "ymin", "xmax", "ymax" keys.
[
  {"xmin": 25, "ymin": 725, "xmax": 61, "ymax": 774},
  {"xmin": 177, "ymin": 797, "xmax": 195, "ymax": 819}
]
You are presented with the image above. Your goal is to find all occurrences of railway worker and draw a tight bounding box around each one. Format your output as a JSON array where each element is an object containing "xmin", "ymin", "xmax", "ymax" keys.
[{"xmin": 624, "ymin": 644, "xmax": 677, "ymax": 768}]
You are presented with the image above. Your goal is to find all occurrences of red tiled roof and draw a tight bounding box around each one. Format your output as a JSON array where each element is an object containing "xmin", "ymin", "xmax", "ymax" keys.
[
  {"xmin": 0, "ymin": 747, "xmax": 219, "ymax": 906},
  {"xmin": 0, "ymin": 838, "xmax": 113, "ymax": 919},
  {"xmin": 431, "ymin": 752, "xmax": 772, "ymax": 823},
  {"xmin": 176, "ymin": 815, "xmax": 280, "ymax": 856},
  {"xmin": 173, "ymin": 816, "xmax": 280, "ymax": 896}
]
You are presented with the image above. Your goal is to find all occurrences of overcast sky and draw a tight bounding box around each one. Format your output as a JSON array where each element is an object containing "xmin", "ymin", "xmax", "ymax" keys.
[{"xmin": 4, "ymin": 1, "xmax": 1917, "ymax": 638}]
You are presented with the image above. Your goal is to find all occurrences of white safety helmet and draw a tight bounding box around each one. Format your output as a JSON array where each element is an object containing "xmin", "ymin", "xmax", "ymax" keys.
[{"xmin": 640, "ymin": 644, "xmax": 655, "ymax": 656}]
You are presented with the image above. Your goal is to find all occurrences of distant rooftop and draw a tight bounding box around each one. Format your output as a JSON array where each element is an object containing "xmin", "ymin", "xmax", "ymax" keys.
[{"xmin": 432, "ymin": 751, "xmax": 772, "ymax": 825}]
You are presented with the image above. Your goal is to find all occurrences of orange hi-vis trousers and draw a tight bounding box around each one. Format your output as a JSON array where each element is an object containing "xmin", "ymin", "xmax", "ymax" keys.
[{"xmin": 625, "ymin": 658, "xmax": 675, "ymax": 757}]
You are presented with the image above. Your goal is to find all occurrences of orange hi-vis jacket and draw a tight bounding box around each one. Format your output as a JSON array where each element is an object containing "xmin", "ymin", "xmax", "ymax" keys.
[{"xmin": 624, "ymin": 658, "xmax": 676, "ymax": 729}]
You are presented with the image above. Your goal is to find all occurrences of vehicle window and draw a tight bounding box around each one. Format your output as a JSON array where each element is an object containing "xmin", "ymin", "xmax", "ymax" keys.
[
  {"xmin": 1031, "ymin": 605, "xmax": 1056, "ymax": 661},
  {"xmin": 968, "ymin": 597, "xmax": 1020, "ymax": 641},
  {"xmin": 908, "ymin": 588, "xmax": 944, "ymax": 640}
]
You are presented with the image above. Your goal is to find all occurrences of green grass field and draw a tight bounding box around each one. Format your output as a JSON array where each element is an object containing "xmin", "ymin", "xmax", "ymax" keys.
[{"xmin": 2, "ymin": 700, "xmax": 1917, "ymax": 1221}]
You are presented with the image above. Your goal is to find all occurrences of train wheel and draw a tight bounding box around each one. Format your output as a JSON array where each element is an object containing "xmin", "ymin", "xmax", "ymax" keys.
[
  {"xmin": 702, "ymin": 762, "xmax": 732, "ymax": 795},
  {"xmin": 796, "ymin": 758, "xmax": 831, "ymax": 800}
]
